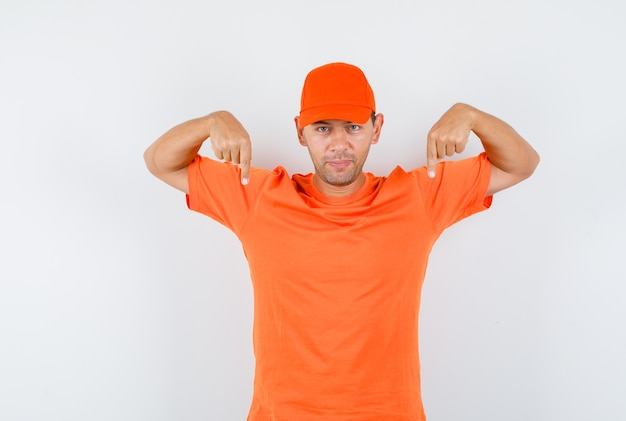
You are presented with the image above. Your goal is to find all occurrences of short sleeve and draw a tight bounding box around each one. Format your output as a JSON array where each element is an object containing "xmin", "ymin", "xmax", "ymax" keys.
[
  {"xmin": 411, "ymin": 153, "xmax": 493, "ymax": 234},
  {"xmin": 186, "ymin": 155, "xmax": 265, "ymax": 234}
]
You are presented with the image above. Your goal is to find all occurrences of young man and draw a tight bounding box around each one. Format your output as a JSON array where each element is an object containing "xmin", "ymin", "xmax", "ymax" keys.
[{"xmin": 144, "ymin": 62, "xmax": 539, "ymax": 420}]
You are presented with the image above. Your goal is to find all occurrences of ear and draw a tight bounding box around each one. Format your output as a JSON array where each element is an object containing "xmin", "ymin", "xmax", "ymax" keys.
[
  {"xmin": 370, "ymin": 113, "xmax": 384, "ymax": 145},
  {"xmin": 294, "ymin": 116, "xmax": 307, "ymax": 146}
]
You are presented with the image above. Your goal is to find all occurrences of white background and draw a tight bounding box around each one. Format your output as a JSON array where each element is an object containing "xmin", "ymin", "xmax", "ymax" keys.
[{"xmin": 1, "ymin": 0, "xmax": 625, "ymax": 420}]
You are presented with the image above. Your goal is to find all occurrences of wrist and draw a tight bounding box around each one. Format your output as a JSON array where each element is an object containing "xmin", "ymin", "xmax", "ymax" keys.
[{"xmin": 454, "ymin": 103, "xmax": 480, "ymax": 130}]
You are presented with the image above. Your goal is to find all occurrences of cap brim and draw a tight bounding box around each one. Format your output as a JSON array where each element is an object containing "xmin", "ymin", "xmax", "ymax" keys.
[{"xmin": 299, "ymin": 104, "xmax": 372, "ymax": 127}]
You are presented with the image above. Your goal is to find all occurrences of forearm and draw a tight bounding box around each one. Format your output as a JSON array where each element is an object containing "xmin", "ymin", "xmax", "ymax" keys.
[
  {"xmin": 470, "ymin": 105, "xmax": 540, "ymax": 179},
  {"xmin": 143, "ymin": 115, "xmax": 211, "ymax": 176},
  {"xmin": 144, "ymin": 110, "xmax": 252, "ymax": 191}
]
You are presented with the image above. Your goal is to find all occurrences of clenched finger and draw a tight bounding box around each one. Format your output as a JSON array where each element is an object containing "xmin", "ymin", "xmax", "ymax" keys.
[
  {"xmin": 231, "ymin": 148, "xmax": 241, "ymax": 164},
  {"xmin": 436, "ymin": 141, "xmax": 447, "ymax": 160}
]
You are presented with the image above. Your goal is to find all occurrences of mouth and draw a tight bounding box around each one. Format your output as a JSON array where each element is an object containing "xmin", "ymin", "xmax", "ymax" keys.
[{"xmin": 326, "ymin": 160, "xmax": 353, "ymax": 169}]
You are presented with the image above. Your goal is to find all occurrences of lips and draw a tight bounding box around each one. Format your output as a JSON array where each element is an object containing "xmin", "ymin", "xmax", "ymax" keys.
[
  {"xmin": 324, "ymin": 154, "xmax": 356, "ymax": 169},
  {"xmin": 326, "ymin": 160, "xmax": 352, "ymax": 168}
]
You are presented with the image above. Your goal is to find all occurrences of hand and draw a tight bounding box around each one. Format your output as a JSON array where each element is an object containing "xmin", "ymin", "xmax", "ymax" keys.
[
  {"xmin": 426, "ymin": 103, "xmax": 475, "ymax": 178},
  {"xmin": 208, "ymin": 111, "xmax": 252, "ymax": 185}
]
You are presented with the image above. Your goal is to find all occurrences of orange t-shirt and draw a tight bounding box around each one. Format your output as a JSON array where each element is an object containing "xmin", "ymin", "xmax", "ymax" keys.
[{"xmin": 187, "ymin": 153, "xmax": 492, "ymax": 421}]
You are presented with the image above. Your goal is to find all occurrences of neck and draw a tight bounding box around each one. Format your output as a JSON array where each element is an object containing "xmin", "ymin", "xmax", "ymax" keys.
[{"xmin": 313, "ymin": 172, "xmax": 366, "ymax": 198}]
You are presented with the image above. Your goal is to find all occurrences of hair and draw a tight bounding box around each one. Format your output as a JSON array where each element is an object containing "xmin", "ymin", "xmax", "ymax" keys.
[{"xmin": 371, "ymin": 111, "xmax": 376, "ymax": 125}]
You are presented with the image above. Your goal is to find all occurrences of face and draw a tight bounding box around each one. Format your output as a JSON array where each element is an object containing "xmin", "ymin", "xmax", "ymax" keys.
[{"xmin": 295, "ymin": 114, "xmax": 384, "ymax": 197}]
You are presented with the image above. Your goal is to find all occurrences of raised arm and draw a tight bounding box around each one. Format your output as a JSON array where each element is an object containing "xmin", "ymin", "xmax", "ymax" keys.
[
  {"xmin": 143, "ymin": 111, "xmax": 252, "ymax": 193},
  {"xmin": 426, "ymin": 103, "xmax": 540, "ymax": 196}
]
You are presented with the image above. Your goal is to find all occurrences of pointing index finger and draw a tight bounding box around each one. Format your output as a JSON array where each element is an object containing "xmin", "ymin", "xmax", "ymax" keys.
[
  {"xmin": 426, "ymin": 135, "xmax": 437, "ymax": 179},
  {"xmin": 239, "ymin": 142, "xmax": 252, "ymax": 185}
]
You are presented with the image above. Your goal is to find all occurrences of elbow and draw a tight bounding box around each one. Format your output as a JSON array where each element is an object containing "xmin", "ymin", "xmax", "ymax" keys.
[
  {"xmin": 525, "ymin": 149, "xmax": 541, "ymax": 179},
  {"xmin": 517, "ymin": 150, "xmax": 540, "ymax": 182},
  {"xmin": 513, "ymin": 149, "xmax": 540, "ymax": 185},
  {"xmin": 143, "ymin": 145, "xmax": 160, "ymax": 176}
]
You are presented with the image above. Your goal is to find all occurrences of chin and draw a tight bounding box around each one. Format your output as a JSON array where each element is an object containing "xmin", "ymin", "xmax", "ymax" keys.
[
  {"xmin": 316, "ymin": 164, "xmax": 363, "ymax": 187},
  {"xmin": 323, "ymin": 174, "xmax": 360, "ymax": 187}
]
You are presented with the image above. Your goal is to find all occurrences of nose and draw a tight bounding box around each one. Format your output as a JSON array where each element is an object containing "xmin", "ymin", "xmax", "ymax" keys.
[{"xmin": 329, "ymin": 129, "xmax": 349, "ymax": 152}]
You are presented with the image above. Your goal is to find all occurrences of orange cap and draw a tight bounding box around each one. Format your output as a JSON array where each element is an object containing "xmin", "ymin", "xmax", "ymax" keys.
[{"xmin": 299, "ymin": 62, "xmax": 376, "ymax": 127}]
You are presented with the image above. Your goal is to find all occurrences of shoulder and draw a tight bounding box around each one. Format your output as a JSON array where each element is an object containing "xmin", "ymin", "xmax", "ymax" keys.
[{"xmin": 191, "ymin": 155, "xmax": 289, "ymax": 181}]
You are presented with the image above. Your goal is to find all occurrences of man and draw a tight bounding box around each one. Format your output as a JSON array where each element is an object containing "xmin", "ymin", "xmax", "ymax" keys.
[{"xmin": 144, "ymin": 62, "xmax": 539, "ymax": 420}]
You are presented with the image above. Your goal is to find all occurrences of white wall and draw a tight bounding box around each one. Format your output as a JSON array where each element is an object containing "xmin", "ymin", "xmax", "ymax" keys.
[{"xmin": 1, "ymin": 0, "xmax": 625, "ymax": 420}]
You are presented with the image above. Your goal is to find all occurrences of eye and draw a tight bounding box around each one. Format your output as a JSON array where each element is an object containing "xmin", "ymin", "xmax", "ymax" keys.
[
  {"xmin": 316, "ymin": 126, "xmax": 330, "ymax": 133},
  {"xmin": 348, "ymin": 124, "xmax": 361, "ymax": 131}
]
